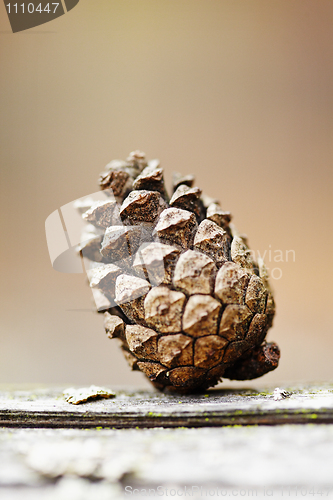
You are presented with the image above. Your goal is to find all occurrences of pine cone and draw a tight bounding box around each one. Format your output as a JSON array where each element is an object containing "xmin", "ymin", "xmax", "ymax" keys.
[{"xmin": 79, "ymin": 151, "xmax": 280, "ymax": 393}]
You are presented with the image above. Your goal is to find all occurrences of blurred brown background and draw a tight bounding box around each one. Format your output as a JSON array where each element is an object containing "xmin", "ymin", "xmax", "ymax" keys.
[{"xmin": 1, "ymin": 0, "xmax": 332, "ymax": 388}]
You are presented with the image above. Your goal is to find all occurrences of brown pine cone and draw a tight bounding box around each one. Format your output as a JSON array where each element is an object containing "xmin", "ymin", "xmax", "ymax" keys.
[{"xmin": 79, "ymin": 151, "xmax": 279, "ymax": 393}]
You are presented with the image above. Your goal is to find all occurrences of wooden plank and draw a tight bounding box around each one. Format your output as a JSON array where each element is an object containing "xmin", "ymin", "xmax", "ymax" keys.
[
  {"xmin": 1, "ymin": 384, "xmax": 333, "ymax": 428},
  {"xmin": 1, "ymin": 425, "xmax": 333, "ymax": 494}
]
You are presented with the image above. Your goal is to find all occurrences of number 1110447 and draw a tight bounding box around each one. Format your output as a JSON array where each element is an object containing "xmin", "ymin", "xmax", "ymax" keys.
[{"xmin": 6, "ymin": 3, "xmax": 60, "ymax": 14}]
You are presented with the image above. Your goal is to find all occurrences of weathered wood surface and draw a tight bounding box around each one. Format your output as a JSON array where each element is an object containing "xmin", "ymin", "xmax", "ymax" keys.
[
  {"xmin": 1, "ymin": 425, "xmax": 333, "ymax": 498},
  {"xmin": 1, "ymin": 385, "xmax": 333, "ymax": 499},
  {"xmin": 1, "ymin": 384, "xmax": 333, "ymax": 428}
]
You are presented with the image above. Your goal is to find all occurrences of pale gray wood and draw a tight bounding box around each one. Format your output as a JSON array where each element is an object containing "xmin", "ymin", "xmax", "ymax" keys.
[
  {"xmin": 1, "ymin": 425, "xmax": 333, "ymax": 497},
  {"xmin": 1, "ymin": 385, "xmax": 333, "ymax": 498},
  {"xmin": 0, "ymin": 384, "xmax": 333, "ymax": 428}
]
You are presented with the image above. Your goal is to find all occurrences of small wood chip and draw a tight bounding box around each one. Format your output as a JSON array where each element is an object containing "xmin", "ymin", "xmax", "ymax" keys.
[
  {"xmin": 265, "ymin": 292, "xmax": 275, "ymax": 316},
  {"xmin": 214, "ymin": 261, "xmax": 250, "ymax": 305},
  {"xmin": 193, "ymin": 220, "xmax": 230, "ymax": 266},
  {"xmin": 153, "ymin": 208, "xmax": 198, "ymax": 249},
  {"xmin": 63, "ymin": 386, "xmax": 116, "ymax": 405},
  {"xmin": 158, "ymin": 334, "xmax": 193, "ymax": 368},
  {"xmin": 182, "ymin": 294, "xmax": 221, "ymax": 337},
  {"xmin": 173, "ymin": 249, "xmax": 216, "ymax": 295},
  {"xmin": 228, "ymin": 224, "xmax": 249, "ymax": 246},
  {"xmin": 144, "ymin": 286, "xmax": 186, "ymax": 333},
  {"xmin": 104, "ymin": 159, "xmax": 128, "ymax": 171},
  {"xmin": 273, "ymin": 388, "xmax": 292, "ymax": 400},
  {"xmin": 103, "ymin": 158, "xmax": 138, "ymax": 180}
]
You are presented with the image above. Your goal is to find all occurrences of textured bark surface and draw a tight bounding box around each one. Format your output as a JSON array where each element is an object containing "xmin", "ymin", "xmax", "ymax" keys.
[{"xmin": 1, "ymin": 384, "xmax": 333, "ymax": 428}]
